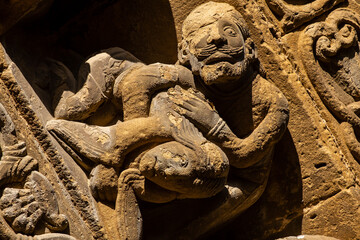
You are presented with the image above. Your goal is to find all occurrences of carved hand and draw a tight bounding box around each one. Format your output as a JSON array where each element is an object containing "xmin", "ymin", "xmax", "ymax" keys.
[{"xmin": 168, "ymin": 86, "xmax": 220, "ymax": 133}]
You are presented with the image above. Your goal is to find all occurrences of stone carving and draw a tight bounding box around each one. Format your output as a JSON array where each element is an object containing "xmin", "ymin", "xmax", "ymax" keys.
[
  {"xmin": 1, "ymin": 172, "xmax": 69, "ymax": 234},
  {"xmin": 46, "ymin": 1, "xmax": 289, "ymax": 239},
  {"xmin": 0, "ymin": 103, "xmax": 72, "ymax": 239},
  {"xmin": 299, "ymin": 9, "xmax": 360, "ymax": 163},
  {"xmin": 265, "ymin": 0, "xmax": 344, "ymax": 32},
  {"xmin": 277, "ymin": 235, "xmax": 340, "ymax": 240}
]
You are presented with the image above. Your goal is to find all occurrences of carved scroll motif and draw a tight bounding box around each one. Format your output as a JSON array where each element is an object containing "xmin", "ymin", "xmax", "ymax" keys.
[
  {"xmin": 0, "ymin": 103, "xmax": 73, "ymax": 240},
  {"xmin": 299, "ymin": 9, "xmax": 360, "ymax": 163},
  {"xmin": 266, "ymin": 0, "xmax": 344, "ymax": 32}
]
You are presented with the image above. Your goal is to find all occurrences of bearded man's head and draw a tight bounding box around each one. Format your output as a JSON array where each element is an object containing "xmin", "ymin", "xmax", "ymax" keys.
[{"xmin": 178, "ymin": 2, "xmax": 258, "ymax": 86}]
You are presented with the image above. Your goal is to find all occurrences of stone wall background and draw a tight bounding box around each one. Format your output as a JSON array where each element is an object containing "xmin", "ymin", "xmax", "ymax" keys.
[{"xmin": 1, "ymin": 0, "xmax": 360, "ymax": 239}]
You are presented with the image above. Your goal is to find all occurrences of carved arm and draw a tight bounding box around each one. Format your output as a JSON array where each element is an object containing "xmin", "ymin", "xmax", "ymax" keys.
[
  {"xmin": 209, "ymin": 85, "xmax": 289, "ymax": 168},
  {"xmin": 113, "ymin": 63, "xmax": 195, "ymax": 120}
]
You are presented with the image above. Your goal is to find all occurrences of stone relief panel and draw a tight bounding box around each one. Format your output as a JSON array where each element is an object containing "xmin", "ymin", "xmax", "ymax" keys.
[
  {"xmin": 3, "ymin": 0, "xmax": 360, "ymax": 239},
  {"xmin": 265, "ymin": 0, "xmax": 344, "ymax": 32},
  {"xmin": 0, "ymin": 103, "xmax": 74, "ymax": 240},
  {"xmin": 299, "ymin": 8, "xmax": 360, "ymax": 164},
  {"xmin": 41, "ymin": 2, "xmax": 289, "ymax": 239}
]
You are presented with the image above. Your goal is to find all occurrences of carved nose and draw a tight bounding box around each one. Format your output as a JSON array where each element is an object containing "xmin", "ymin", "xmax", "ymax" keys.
[{"xmin": 207, "ymin": 30, "xmax": 225, "ymax": 45}]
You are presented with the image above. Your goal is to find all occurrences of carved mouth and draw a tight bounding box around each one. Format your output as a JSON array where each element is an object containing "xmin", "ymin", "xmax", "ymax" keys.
[{"xmin": 203, "ymin": 52, "xmax": 237, "ymax": 65}]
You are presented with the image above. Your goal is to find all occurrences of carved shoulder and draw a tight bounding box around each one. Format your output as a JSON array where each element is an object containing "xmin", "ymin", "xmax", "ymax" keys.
[{"xmin": 253, "ymin": 76, "xmax": 288, "ymax": 110}]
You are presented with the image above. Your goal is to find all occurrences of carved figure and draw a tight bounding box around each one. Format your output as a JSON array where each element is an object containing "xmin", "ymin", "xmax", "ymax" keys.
[
  {"xmin": 47, "ymin": 1, "xmax": 289, "ymax": 239},
  {"xmin": 168, "ymin": 2, "xmax": 289, "ymax": 237},
  {"xmin": 47, "ymin": 59, "xmax": 230, "ymax": 239},
  {"xmin": 299, "ymin": 9, "xmax": 360, "ymax": 163},
  {"xmin": 46, "ymin": 48, "xmax": 201, "ymax": 202}
]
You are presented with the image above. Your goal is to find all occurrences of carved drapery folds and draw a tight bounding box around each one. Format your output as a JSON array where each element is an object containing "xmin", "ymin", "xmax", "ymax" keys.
[
  {"xmin": 44, "ymin": 2, "xmax": 289, "ymax": 239},
  {"xmin": 266, "ymin": 0, "xmax": 344, "ymax": 32},
  {"xmin": 0, "ymin": 103, "xmax": 73, "ymax": 240},
  {"xmin": 299, "ymin": 9, "xmax": 360, "ymax": 163}
]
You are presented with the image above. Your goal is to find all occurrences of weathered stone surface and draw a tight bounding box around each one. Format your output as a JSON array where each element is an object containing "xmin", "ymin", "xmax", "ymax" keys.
[
  {"xmin": 277, "ymin": 235, "xmax": 340, "ymax": 240},
  {"xmin": 1, "ymin": 0, "xmax": 360, "ymax": 240},
  {"xmin": 265, "ymin": 0, "xmax": 345, "ymax": 32},
  {"xmin": 302, "ymin": 187, "xmax": 360, "ymax": 239}
]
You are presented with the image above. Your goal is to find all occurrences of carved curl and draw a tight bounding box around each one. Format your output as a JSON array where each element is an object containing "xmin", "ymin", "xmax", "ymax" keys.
[
  {"xmin": 266, "ymin": 0, "xmax": 344, "ymax": 32},
  {"xmin": 299, "ymin": 9, "xmax": 360, "ymax": 162}
]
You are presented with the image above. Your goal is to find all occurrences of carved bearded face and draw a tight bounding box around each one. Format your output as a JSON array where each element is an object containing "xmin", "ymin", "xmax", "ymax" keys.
[{"xmin": 179, "ymin": 2, "xmax": 255, "ymax": 86}]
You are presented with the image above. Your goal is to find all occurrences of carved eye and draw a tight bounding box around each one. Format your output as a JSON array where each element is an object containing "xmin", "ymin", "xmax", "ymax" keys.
[
  {"xmin": 180, "ymin": 159, "xmax": 188, "ymax": 167},
  {"xmin": 224, "ymin": 26, "xmax": 237, "ymax": 37}
]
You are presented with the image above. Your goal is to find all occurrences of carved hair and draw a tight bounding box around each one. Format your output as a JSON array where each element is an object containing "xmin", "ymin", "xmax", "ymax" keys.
[{"xmin": 181, "ymin": 1, "xmax": 250, "ymax": 41}]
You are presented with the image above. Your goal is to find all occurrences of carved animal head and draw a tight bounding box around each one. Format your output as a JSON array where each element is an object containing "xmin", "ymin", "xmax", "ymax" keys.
[{"xmin": 178, "ymin": 2, "xmax": 257, "ymax": 87}]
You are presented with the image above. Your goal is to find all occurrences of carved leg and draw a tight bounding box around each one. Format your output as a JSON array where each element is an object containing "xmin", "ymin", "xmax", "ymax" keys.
[
  {"xmin": 116, "ymin": 169, "xmax": 144, "ymax": 240},
  {"xmin": 116, "ymin": 168, "xmax": 178, "ymax": 240},
  {"xmin": 47, "ymin": 116, "xmax": 172, "ymax": 168}
]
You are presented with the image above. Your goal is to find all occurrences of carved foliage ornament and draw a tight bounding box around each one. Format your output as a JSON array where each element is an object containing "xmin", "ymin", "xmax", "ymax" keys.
[
  {"xmin": 266, "ymin": 0, "xmax": 344, "ymax": 32},
  {"xmin": 299, "ymin": 9, "xmax": 360, "ymax": 163}
]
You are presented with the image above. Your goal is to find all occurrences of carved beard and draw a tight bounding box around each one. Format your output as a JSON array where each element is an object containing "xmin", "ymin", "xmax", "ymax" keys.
[
  {"xmin": 201, "ymin": 60, "xmax": 250, "ymax": 85},
  {"xmin": 189, "ymin": 53, "xmax": 251, "ymax": 86}
]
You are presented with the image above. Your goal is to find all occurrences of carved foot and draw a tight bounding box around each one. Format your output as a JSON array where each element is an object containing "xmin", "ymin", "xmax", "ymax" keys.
[{"xmin": 46, "ymin": 119, "xmax": 114, "ymax": 169}]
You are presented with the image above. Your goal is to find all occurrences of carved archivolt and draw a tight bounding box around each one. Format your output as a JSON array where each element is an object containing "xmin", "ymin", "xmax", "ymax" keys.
[
  {"xmin": 0, "ymin": 103, "xmax": 74, "ymax": 240},
  {"xmin": 299, "ymin": 9, "xmax": 360, "ymax": 162},
  {"xmin": 266, "ymin": 0, "xmax": 344, "ymax": 32}
]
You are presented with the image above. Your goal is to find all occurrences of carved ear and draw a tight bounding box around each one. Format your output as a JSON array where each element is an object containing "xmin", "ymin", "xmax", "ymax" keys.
[{"xmin": 178, "ymin": 40, "xmax": 191, "ymax": 66}]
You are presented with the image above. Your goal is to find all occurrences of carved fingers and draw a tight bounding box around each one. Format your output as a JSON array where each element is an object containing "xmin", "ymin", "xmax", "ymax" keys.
[
  {"xmin": 168, "ymin": 86, "xmax": 219, "ymax": 133},
  {"xmin": 170, "ymin": 116, "xmax": 207, "ymax": 149},
  {"xmin": 118, "ymin": 168, "xmax": 145, "ymax": 192}
]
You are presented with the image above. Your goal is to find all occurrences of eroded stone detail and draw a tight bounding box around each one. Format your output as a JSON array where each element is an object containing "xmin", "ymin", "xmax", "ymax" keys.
[
  {"xmin": 0, "ymin": 103, "xmax": 72, "ymax": 240},
  {"xmin": 277, "ymin": 235, "xmax": 340, "ymax": 240},
  {"xmin": 45, "ymin": 2, "xmax": 289, "ymax": 239},
  {"xmin": 299, "ymin": 9, "xmax": 360, "ymax": 164},
  {"xmin": 266, "ymin": 0, "xmax": 344, "ymax": 32}
]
